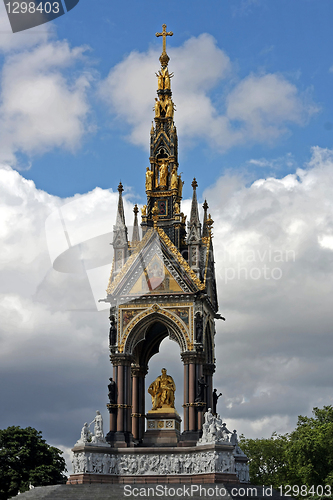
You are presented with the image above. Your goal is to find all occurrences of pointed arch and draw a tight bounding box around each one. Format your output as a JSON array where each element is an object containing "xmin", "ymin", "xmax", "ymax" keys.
[{"xmin": 123, "ymin": 307, "xmax": 190, "ymax": 363}]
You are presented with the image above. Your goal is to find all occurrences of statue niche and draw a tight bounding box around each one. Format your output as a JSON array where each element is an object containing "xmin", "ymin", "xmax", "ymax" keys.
[{"xmin": 148, "ymin": 368, "xmax": 176, "ymax": 410}]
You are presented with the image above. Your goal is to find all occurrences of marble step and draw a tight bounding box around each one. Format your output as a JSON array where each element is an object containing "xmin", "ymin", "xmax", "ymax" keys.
[{"xmin": 10, "ymin": 483, "xmax": 293, "ymax": 500}]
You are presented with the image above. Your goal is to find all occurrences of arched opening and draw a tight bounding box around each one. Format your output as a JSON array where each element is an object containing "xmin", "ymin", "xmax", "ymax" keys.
[
  {"xmin": 109, "ymin": 311, "xmax": 208, "ymax": 447},
  {"xmin": 146, "ymin": 335, "xmax": 183, "ymax": 419}
]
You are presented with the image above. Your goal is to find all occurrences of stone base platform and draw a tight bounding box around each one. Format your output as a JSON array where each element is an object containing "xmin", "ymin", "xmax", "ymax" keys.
[
  {"xmin": 69, "ymin": 442, "xmax": 249, "ymax": 484},
  {"xmin": 67, "ymin": 472, "xmax": 239, "ymax": 484},
  {"xmin": 10, "ymin": 483, "xmax": 295, "ymax": 500}
]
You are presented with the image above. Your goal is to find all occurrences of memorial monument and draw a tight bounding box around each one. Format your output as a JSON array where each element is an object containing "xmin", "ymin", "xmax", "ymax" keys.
[{"xmin": 68, "ymin": 24, "xmax": 249, "ymax": 485}]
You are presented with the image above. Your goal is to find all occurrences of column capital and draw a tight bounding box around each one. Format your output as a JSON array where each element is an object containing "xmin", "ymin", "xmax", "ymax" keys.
[
  {"xmin": 131, "ymin": 365, "xmax": 148, "ymax": 377},
  {"xmin": 110, "ymin": 353, "xmax": 133, "ymax": 366},
  {"xmin": 181, "ymin": 351, "xmax": 205, "ymax": 365}
]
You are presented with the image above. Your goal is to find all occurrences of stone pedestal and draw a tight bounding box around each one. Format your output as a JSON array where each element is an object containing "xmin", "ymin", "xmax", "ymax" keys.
[
  {"xmin": 68, "ymin": 442, "xmax": 249, "ymax": 484},
  {"xmin": 143, "ymin": 407, "xmax": 181, "ymax": 446}
]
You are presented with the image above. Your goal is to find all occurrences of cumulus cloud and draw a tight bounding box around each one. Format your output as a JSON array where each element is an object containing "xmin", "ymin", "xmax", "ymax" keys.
[
  {"xmin": 201, "ymin": 146, "xmax": 333, "ymax": 436},
  {"xmin": 0, "ymin": 41, "xmax": 91, "ymax": 165},
  {"xmin": 0, "ymin": 4, "xmax": 93, "ymax": 166},
  {"xmin": 99, "ymin": 34, "xmax": 317, "ymax": 152}
]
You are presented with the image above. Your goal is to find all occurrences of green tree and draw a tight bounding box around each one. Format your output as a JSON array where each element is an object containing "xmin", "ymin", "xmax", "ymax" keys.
[
  {"xmin": 239, "ymin": 432, "xmax": 289, "ymax": 488},
  {"xmin": 0, "ymin": 426, "xmax": 67, "ymax": 500},
  {"xmin": 286, "ymin": 406, "xmax": 333, "ymax": 488},
  {"xmin": 239, "ymin": 406, "xmax": 333, "ymax": 493}
]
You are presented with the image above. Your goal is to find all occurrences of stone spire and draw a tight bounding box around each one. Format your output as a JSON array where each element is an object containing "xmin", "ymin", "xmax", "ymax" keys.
[
  {"xmin": 112, "ymin": 182, "xmax": 129, "ymax": 276},
  {"xmin": 186, "ymin": 178, "xmax": 202, "ymax": 245},
  {"xmin": 186, "ymin": 178, "xmax": 202, "ymax": 277},
  {"xmin": 141, "ymin": 24, "xmax": 186, "ymax": 250},
  {"xmin": 115, "ymin": 182, "xmax": 126, "ymax": 227},
  {"xmin": 202, "ymin": 199, "xmax": 209, "ymax": 238},
  {"xmin": 131, "ymin": 204, "xmax": 140, "ymax": 248}
]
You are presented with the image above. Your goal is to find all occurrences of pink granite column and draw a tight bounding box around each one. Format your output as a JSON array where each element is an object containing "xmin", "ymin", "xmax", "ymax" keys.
[
  {"xmin": 188, "ymin": 363, "xmax": 196, "ymax": 431},
  {"xmin": 117, "ymin": 364, "xmax": 124, "ymax": 432},
  {"xmin": 131, "ymin": 371, "xmax": 139, "ymax": 439},
  {"xmin": 183, "ymin": 363, "xmax": 189, "ymax": 431}
]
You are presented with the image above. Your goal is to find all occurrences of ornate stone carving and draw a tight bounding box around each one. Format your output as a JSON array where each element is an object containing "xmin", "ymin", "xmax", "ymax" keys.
[
  {"xmin": 71, "ymin": 449, "xmax": 241, "ymax": 477},
  {"xmin": 75, "ymin": 423, "xmax": 92, "ymax": 446},
  {"xmin": 75, "ymin": 411, "xmax": 109, "ymax": 448},
  {"xmin": 197, "ymin": 409, "xmax": 233, "ymax": 446}
]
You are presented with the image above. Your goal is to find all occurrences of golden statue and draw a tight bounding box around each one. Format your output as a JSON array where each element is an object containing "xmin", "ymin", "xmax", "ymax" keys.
[
  {"xmin": 162, "ymin": 67, "xmax": 173, "ymax": 90},
  {"xmin": 174, "ymin": 202, "xmax": 180, "ymax": 214},
  {"xmin": 148, "ymin": 368, "xmax": 176, "ymax": 410},
  {"xmin": 145, "ymin": 167, "xmax": 153, "ymax": 191},
  {"xmin": 178, "ymin": 174, "xmax": 184, "ymax": 198},
  {"xmin": 165, "ymin": 97, "xmax": 174, "ymax": 118},
  {"xmin": 159, "ymin": 162, "xmax": 168, "ymax": 187},
  {"xmin": 171, "ymin": 166, "xmax": 178, "ymax": 190},
  {"xmin": 155, "ymin": 68, "xmax": 174, "ymax": 91},
  {"xmin": 141, "ymin": 205, "xmax": 147, "ymax": 216},
  {"xmin": 154, "ymin": 98, "xmax": 160, "ymax": 118},
  {"xmin": 152, "ymin": 201, "xmax": 159, "ymax": 217},
  {"xmin": 156, "ymin": 70, "xmax": 164, "ymax": 90}
]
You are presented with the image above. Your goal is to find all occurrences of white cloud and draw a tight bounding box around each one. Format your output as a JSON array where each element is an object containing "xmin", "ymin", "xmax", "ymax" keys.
[
  {"xmin": 202, "ymin": 146, "xmax": 333, "ymax": 435},
  {"xmin": 100, "ymin": 34, "xmax": 317, "ymax": 152},
  {"xmin": 226, "ymin": 73, "xmax": 313, "ymax": 143},
  {"xmin": 0, "ymin": 40, "xmax": 91, "ymax": 165}
]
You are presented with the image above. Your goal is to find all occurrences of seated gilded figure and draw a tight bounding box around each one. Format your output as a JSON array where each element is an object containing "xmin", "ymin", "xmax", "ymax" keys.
[{"xmin": 148, "ymin": 368, "xmax": 176, "ymax": 410}]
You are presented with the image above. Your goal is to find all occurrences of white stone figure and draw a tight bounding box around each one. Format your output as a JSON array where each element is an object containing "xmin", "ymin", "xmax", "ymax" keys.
[
  {"xmin": 90, "ymin": 410, "xmax": 104, "ymax": 443},
  {"xmin": 128, "ymin": 456, "xmax": 138, "ymax": 474},
  {"xmin": 72, "ymin": 453, "xmax": 80, "ymax": 473},
  {"xmin": 137, "ymin": 455, "xmax": 147, "ymax": 475},
  {"xmin": 87, "ymin": 410, "xmax": 110, "ymax": 446},
  {"xmin": 221, "ymin": 422, "xmax": 232, "ymax": 441},
  {"xmin": 110, "ymin": 455, "xmax": 117, "ymax": 474},
  {"xmin": 230, "ymin": 429, "xmax": 238, "ymax": 446},
  {"xmin": 184, "ymin": 454, "xmax": 192, "ymax": 474},
  {"xmin": 171, "ymin": 454, "xmax": 180, "ymax": 474},
  {"xmin": 235, "ymin": 462, "xmax": 249, "ymax": 482},
  {"xmin": 102, "ymin": 454, "xmax": 110, "ymax": 474},
  {"xmin": 221, "ymin": 456, "xmax": 231, "ymax": 472},
  {"xmin": 230, "ymin": 454, "xmax": 236, "ymax": 473},
  {"xmin": 75, "ymin": 422, "xmax": 92, "ymax": 446},
  {"xmin": 80, "ymin": 453, "xmax": 88, "ymax": 473},
  {"xmin": 198, "ymin": 410, "xmax": 239, "ymax": 446},
  {"xmin": 216, "ymin": 414, "xmax": 226, "ymax": 441}
]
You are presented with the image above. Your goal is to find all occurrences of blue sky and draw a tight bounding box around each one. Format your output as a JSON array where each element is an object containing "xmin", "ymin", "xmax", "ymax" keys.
[
  {"xmin": 1, "ymin": 0, "xmax": 333, "ymax": 472},
  {"xmin": 7, "ymin": 0, "xmax": 333, "ymax": 198}
]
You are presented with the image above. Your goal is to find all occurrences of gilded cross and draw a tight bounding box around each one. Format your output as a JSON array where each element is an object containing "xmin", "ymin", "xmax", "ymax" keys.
[{"xmin": 156, "ymin": 24, "xmax": 173, "ymax": 54}]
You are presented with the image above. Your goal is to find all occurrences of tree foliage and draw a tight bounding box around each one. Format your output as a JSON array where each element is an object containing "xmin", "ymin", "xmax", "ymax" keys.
[
  {"xmin": 239, "ymin": 406, "xmax": 333, "ymax": 491},
  {"xmin": 0, "ymin": 426, "xmax": 67, "ymax": 500},
  {"xmin": 239, "ymin": 432, "xmax": 289, "ymax": 488}
]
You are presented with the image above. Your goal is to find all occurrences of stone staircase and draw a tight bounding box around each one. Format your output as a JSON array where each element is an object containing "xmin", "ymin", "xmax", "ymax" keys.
[{"xmin": 10, "ymin": 483, "xmax": 291, "ymax": 500}]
